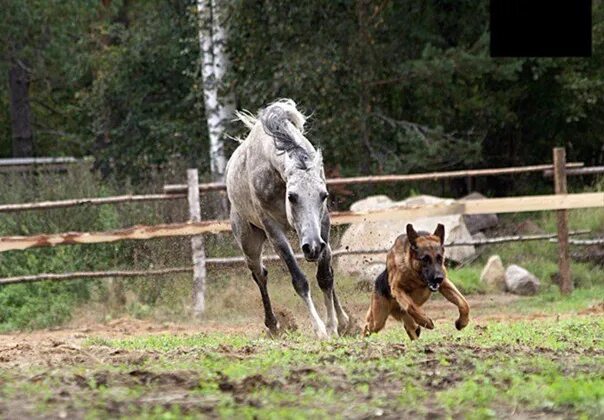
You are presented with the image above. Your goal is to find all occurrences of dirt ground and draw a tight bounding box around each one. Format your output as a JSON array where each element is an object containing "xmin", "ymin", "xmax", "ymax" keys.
[
  {"xmin": 1, "ymin": 293, "xmax": 602, "ymax": 419},
  {"xmin": 0, "ymin": 294, "xmax": 524, "ymax": 367}
]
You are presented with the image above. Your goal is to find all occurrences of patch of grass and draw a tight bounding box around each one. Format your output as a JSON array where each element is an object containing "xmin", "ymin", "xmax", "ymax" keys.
[
  {"xmin": 447, "ymin": 266, "xmax": 486, "ymax": 294},
  {"xmin": 0, "ymin": 166, "xmax": 194, "ymax": 331},
  {"xmin": 4, "ymin": 308, "xmax": 604, "ymax": 418},
  {"xmin": 509, "ymin": 284, "xmax": 604, "ymax": 314}
]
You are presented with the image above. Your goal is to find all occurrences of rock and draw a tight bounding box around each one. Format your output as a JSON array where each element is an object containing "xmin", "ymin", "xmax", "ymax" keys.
[
  {"xmin": 480, "ymin": 255, "xmax": 506, "ymax": 291},
  {"xmin": 461, "ymin": 192, "xmax": 499, "ymax": 234},
  {"xmin": 515, "ymin": 219, "xmax": 545, "ymax": 235},
  {"xmin": 400, "ymin": 195, "xmax": 451, "ymax": 207},
  {"xmin": 505, "ymin": 265, "xmax": 540, "ymax": 295},
  {"xmin": 336, "ymin": 195, "xmax": 475, "ymax": 283},
  {"xmin": 349, "ymin": 195, "xmax": 394, "ymax": 212},
  {"xmin": 472, "ymin": 232, "xmax": 487, "ymax": 243}
]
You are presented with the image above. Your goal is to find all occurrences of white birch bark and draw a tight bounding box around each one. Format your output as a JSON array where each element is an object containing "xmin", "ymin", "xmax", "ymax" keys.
[{"xmin": 196, "ymin": 0, "xmax": 232, "ymax": 181}]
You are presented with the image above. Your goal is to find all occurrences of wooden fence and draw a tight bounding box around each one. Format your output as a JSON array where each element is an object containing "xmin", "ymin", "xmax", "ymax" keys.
[
  {"xmin": 0, "ymin": 157, "xmax": 92, "ymax": 173},
  {"xmin": 1, "ymin": 148, "xmax": 602, "ymax": 307}
]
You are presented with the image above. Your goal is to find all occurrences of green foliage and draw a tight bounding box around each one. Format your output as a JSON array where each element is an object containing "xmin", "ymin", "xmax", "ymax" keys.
[
  {"xmin": 78, "ymin": 1, "xmax": 207, "ymax": 178},
  {"xmin": 1, "ymin": 0, "xmax": 603, "ymax": 184},
  {"xmin": 0, "ymin": 0, "xmax": 100, "ymax": 156},
  {"xmin": 0, "ymin": 166, "xmax": 191, "ymax": 330},
  {"xmin": 447, "ymin": 266, "xmax": 486, "ymax": 294}
]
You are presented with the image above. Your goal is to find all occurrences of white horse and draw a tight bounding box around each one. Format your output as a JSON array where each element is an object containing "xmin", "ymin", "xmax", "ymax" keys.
[{"xmin": 225, "ymin": 99, "xmax": 350, "ymax": 338}]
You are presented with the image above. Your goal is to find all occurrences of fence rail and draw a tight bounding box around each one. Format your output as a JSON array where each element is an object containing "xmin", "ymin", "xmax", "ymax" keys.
[
  {"xmin": 0, "ymin": 157, "xmax": 92, "ymax": 173},
  {"xmin": 0, "ymin": 230, "xmax": 593, "ymax": 286},
  {"xmin": 1, "ymin": 149, "xmax": 602, "ymax": 302},
  {"xmin": 543, "ymin": 166, "xmax": 604, "ymax": 177},
  {"xmin": 0, "ymin": 193, "xmax": 186, "ymax": 213},
  {"xmin": 1, "ymin": 162, "xmax": 589, "ymax": 213},
  {"xmin": 1, "ymin": 192, "xmax": 602, "ymax": 253},
  {"xmin": 162, "ymin": 162, "xmax": 585, "ymax": 193}
]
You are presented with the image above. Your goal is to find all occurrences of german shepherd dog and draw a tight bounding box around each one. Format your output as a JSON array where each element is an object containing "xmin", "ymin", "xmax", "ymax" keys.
[{"xmin": 363, "ymin": 223, "xmax": 470, "ymax": 340}]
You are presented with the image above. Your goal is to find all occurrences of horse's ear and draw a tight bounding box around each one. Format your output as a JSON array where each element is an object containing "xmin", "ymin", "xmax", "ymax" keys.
[
  {"xmin": 313, "ymin": 150, "xmax": 325, "ymax": 178},
  {"xmin": 433, "ymin": 223, "xmax": 445, "ymax": 245},
  {"xmin": 314, "ymin": 149, "xmax": 323, "ymax": 167},
  {"xmin": 406, "ymin": 224, "xmax": 418, "ymax": 246}
]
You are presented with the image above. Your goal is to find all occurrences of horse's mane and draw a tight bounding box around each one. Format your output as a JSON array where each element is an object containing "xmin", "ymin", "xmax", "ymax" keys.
[{"xmin": 235, "ymin": 99, "xmax": 317, "ymax": 170}]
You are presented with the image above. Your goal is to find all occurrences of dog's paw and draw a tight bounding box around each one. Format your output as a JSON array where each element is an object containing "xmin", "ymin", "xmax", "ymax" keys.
[
  {"xmin": 423, "ymin": 318, "xmax": 435, "ymax": 330},
  {"xmin": 455, "ymin": 318, "xmax": 468, "ymax": 331}
]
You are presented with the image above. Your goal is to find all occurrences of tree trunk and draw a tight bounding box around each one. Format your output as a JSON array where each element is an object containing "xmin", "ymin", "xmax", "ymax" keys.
[
  {"xmin": 355, "ymin": 0, "xmax": 375, "ymax": 177},
  {"xmin": 211, "ymin": 0, "xmax": 235, "ymax": 160},
  {"xmin": 197, "ymin": 0, "xmax": 231, "ymax": 182},
  {"xmin": 8, "ymin": 60, "xmax": 34, "ymax": 157}
]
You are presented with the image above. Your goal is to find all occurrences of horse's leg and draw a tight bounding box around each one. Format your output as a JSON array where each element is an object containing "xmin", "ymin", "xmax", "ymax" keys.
[
  {"xmin": 332, "ymin": 288, "xmax": 350, "ymax": 334},
  {"xmin": 231, "ymin": 211, "xmax": 279, "ymax": 334},
  {"xmin": 319, "ymin": 214, "xmax": 350, "ymax": 334},
  {"xmin": 263, "ymin": 218, "xmax": 328, "ymax": 339},
  {"xmin": 316, "ymin": 214, "xmax": 340, "ymax": 336},
  {"xmin": 316, "ymin": 243, "xmax": 338, "ymax": 336}
]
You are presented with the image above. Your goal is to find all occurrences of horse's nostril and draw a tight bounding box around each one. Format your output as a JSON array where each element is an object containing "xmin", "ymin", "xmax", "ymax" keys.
[
  {"xmin": 319, "ymin": 241, "xmax": 326, "ymax": 252},
  {"xmin": 435, "ymin": 276, "xmax": 444, "ymax": 284},
  {"xmin": 302, "ymin": 244, "xmax": 311, "ymax": 254}
]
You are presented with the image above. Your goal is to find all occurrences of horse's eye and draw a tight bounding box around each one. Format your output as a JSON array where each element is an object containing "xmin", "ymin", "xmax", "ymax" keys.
[
  {"xmin": 288, "ymin": 193, "xmax": 298, "ymax": 204},
  {"xmin": 422, "ymin": 255, "xmax": 431, "ymax": 264},
  {"xmin": 320, "ymin": 192, "xmax": 329, "ymax": 202}
]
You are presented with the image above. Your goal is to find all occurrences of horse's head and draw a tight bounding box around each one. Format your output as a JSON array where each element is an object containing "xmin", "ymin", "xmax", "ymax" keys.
[{"xmin": 285, "ymin": 151, "xmax": 328, "ymax": 262}]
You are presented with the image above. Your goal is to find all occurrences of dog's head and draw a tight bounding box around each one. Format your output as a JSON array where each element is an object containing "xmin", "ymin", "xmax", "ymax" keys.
[{"xmin": 406, "ymin": 223, "xmax": 446, "ymax": 292}]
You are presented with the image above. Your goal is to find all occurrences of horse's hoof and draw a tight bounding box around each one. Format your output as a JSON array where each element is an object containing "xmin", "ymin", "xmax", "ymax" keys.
[
  {"xmin": 264, "ymin": 327, "xmax": 281, "ymax": 339},
  {"xmin": 326, "ymin": 324, "xmax": 339, "ymax": 338}
]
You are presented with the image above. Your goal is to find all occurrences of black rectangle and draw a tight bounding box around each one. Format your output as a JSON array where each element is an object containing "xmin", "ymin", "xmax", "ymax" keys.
[{"xmin": 490, "ymin": 0, "xmax": 591, "ymax": 57}]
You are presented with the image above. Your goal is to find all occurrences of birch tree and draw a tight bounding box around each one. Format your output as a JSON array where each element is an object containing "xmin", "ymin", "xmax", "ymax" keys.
[{"xmin": 197, "ymin": 0, "xmax": 234, "ymax": 181}]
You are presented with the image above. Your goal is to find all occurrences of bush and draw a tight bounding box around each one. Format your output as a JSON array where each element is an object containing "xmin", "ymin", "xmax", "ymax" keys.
[{"xmin": 0, "ymin": 165, "xmax": 191, "ymax": 330}]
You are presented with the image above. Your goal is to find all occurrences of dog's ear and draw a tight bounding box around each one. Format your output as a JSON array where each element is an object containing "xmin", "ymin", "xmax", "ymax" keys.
[
  {"xmin": 433, "ymin": 223, "xmax": 445, "ymax": 245},
  {"xmin": 406, "ymin": 224, "xmax": 418, "ymax": 247}
]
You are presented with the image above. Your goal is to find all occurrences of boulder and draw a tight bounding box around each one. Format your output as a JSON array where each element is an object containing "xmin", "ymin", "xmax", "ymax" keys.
[
  {"xmin": 505, "ymin": 265, "xmax": 540, "ymax": 295},
  {"xmin": 349, "ymin": 195, "xmax": 394, "ymax": 212},
  {"xmin": 472, "ymin": 232, "xmax": 487, "ymax": 243},
  {"xmin": 460, "ymin": 192, "xmax": 499, "ymax": 234},
  {"xmin": 480, "ymin": 255, "xmax": 506, "ymax": 291},
  {"xmin": 336, "ymin": 195, "xmax": 475, "ymax": 283},
  {"xmin": 515, "ymin": 219, "xmax": 545, "ymax": 235}
]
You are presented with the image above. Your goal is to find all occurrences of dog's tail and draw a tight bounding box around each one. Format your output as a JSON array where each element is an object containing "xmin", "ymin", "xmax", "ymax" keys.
[{"xmin": 374, "ymin": 268, "xmax": 392, "ymax": 298}]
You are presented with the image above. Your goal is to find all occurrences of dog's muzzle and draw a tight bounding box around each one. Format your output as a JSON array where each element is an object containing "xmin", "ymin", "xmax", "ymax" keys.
[{"xmin": 428, "ymin": 277, "xmax": 444, "ymax": 292}]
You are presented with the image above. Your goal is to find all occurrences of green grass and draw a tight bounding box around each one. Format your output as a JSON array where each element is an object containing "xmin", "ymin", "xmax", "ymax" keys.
[
  {"xmin": 3, "ymin": 313, "xmax": 601, "ymax": 418},
  {"xmin": 447, "ymin": 266, "xmax": 486, "ymax": 294}
]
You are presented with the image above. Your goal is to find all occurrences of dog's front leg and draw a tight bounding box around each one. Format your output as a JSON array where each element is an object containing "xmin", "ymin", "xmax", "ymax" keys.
[
  {"xmin": 391, "ymin": 287, "xmax": 434, "ymax": 330},
  {"xmin": 439, "ymin": 279, "xmax": 470, "ymax": 330}
]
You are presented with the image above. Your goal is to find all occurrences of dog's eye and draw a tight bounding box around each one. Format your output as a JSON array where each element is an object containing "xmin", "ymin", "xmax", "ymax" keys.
[
  {"xmin": 422, "ymin": 255, "xmax": 431, "ymax": 264},
  {"xmin": 436, "ymin": 255, "xmax": 443, "ymax": 264},
  {"xmin": 287, "ymin": 193, "xmax": 298, "ymax": 204}
]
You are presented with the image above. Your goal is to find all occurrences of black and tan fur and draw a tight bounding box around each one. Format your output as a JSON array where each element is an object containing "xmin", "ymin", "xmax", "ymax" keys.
[{"xmin": 363, "ymin": 223, "xmax": 470, "ymax": 340}]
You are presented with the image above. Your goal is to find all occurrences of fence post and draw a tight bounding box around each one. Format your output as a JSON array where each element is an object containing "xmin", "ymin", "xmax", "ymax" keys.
[
  {"xmin": 187, "ymin": 169, "xmax": 207, "ymax": 316},
  {"xmin": 553, "ymin": 147, "xmax": 572, "ymax": 295}
]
